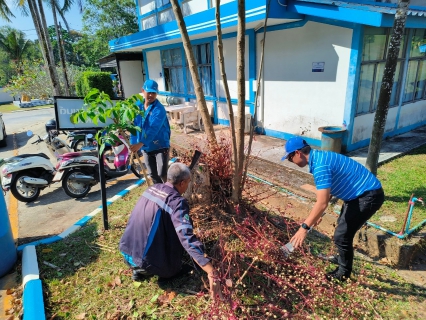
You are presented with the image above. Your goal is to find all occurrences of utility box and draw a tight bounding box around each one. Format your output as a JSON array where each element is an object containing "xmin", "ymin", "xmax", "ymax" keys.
[
  {"xmin": 0, "ymin": 191, "xmax": 17, "ymax": 276},
  {"xmin": 234, "ymin": 114, "xmax": 252, "ymax": 134}
]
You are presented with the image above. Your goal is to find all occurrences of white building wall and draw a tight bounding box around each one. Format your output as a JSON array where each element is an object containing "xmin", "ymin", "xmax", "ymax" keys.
[
  {"xmin": 352, "ymin": 100, "xmax": 426, "ymax": 143},
  {"xmin": 119, "ymin": 61, "xmax": 145, "ymax": 98},
  {"xmin": 258, "ymin": 21, "xmax": 352, "ymax": 140},
  {"xmin": 214, "ymin": 36, "xmax": 250, "ymax": 120},
  {"xmin": 0, "ymin": 88, "xmax": 13, "ymax": 103},
  {"xmin": 145, "ymin": 50, "xmax": 165, "ymax": 91}
]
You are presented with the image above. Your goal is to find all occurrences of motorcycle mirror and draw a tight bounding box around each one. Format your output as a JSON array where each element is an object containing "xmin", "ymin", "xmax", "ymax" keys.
[
  {"xmin": 87, "ymin": 134, "xmax": 94, "ymax": 139},
  {"xmin": 27, "ymin": 130, "xmax": 33, "ymax": 137}
]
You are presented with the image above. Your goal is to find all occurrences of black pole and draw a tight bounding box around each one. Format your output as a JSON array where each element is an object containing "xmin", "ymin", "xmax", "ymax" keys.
[{"xmin": 98, "ymin": 148, "xmax": 108, "ymax": 230}]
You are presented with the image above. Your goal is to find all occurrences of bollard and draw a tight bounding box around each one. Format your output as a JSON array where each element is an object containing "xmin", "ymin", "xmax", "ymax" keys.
[
  {"xmin": 318, "ymin": 126, "xmax": 346, "ymax": 153},
  {"xmin": 0, "ymin": 191, "xmax": 17, "ymax": 277}
]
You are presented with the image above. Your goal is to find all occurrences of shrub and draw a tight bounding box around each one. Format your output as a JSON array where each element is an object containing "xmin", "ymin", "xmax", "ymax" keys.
[{"xmin": 76, "ymin": 71, "xmax": 114, "ymax": 98}]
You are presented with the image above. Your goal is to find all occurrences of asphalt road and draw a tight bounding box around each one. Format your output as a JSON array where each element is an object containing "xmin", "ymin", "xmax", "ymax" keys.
[{"xmin": 0, "ymin": 108, "xmax": 143, "ymax": 244}]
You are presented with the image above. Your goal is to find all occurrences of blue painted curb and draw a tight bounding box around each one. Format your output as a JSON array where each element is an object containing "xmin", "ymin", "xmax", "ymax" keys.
[{"xmin": 23, "ymin": 279, "xmax": 45, "ymax": 320}]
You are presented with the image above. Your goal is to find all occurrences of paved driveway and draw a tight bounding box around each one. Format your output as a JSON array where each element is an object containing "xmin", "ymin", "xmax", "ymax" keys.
[{"xmin": 0, "ymin": 109, "xmax": 143, "ymax": 244}]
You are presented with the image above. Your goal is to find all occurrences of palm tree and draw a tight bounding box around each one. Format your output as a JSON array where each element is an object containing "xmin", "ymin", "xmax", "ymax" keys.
[
  {"xmin": 27, "ymin": 0, "xmax": 62, "ymax": 95},
  {"xmin": 0, "ymin": 0, "xmax": 15, "ymax": 22},
  {"xmin": 49, "ymin": 0, "xmax": 70, "ymax": 95},
  {"xmin": 0, "ymin": 27, "xmax": 30, "ymax": 74}
]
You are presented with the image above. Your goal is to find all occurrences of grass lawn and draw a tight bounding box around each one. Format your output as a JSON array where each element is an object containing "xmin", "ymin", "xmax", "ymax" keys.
[
  {"xmin": 373, "ymin": 144, "xmax": 426, "ymax": 232},
  {"xmin": 0, "ymin": 103, "xmax": 53, "ymax": 113},
  {"xmin": 25, "ymin": 174, "xmax": 426, "ymax": 319},
  {"xmin": 6, "ymin": 144, "xmax": 426, "ymax": 319}
]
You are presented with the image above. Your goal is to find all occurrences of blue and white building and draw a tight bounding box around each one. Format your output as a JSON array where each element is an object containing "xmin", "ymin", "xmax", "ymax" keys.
[{"xmin": 109, "ymin": 0, "xmax": 426, "ymax": 152}]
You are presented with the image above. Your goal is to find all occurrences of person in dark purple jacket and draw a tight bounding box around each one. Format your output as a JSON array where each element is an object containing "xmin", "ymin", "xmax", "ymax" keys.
[{"xmin": 119, "ymin": 163, "xmax": 221, "ymax": 299}]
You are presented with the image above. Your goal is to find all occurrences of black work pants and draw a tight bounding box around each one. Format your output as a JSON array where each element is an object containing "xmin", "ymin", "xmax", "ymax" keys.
[
  {"xmin": 334, "ymin": 188, "xmax": 384, "ymax": 276},
  {"xmin": 142, "ymin": 148, "xmax": 169, "ymax": 184}
]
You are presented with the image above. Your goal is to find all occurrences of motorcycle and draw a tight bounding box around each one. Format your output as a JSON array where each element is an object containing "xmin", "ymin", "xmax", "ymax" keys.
[
  {"xmin": 45, "ymin": 119, "xmax": 98, "ymax": 153},
  {"xmin": 67, "ymin": 129, "xmax": 98, "ymax": 152},
  {"xmin": 0, "ymin": 131, "xmax": 92, "ymax": 202},
  {"xmin": 58, "ymin": 134, "xmax": 146, "ymax": 198}
]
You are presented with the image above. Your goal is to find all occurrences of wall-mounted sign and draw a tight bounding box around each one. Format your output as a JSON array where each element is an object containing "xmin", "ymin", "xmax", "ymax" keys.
[
  {"xmin": 312, "ymin": 62, "xmax": 325, "ymax": 72},
  {"xmin": 54, "ymin": 96, "xmax": 117, "ymax": 130}
]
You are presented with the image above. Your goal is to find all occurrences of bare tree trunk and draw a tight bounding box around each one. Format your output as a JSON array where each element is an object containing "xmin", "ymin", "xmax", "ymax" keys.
[
  {"xmin": 52, "ymin": 2, "xmax": 70, "ymax": 96},
  {"xmin": 169, "ymin": 0, "xmax": 217, "ymax": 145},
  {"xmin": 241, "ymin": 0, "xmax": 271, "ymax": 192},
  {"xmin": 365, "ymin": 0, "xmax": 409, "ymax": 175},
  {"xmin": 232, "ymin": 0, "xmax": 246, "ymax": 202},
  {"xmin": 215, "ymin": 0, "xmax": 238, "ymax": 187},
  {"xmin": 28, "ymin": 0, "xmax": 61, "ymax": 96},
  {"xmin": 37, "ymin": 0, "xmax": 62, "ymax": 95}
]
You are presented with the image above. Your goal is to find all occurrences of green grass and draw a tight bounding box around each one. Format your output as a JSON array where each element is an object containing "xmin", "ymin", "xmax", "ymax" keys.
[
  {"xmin": 373, "ymin": 144, "xmax": 426, "ymax": 232},
  {"xmin": 0, "ymin": 103, "xmax": 53, "ymax": 113},
  {"xmin": 29, "ymin": 179, "xmax": 426, "ymax": 319},
  {"xmin": 7, "ymin": 145, "xmax": 426, "ymax": 319}
]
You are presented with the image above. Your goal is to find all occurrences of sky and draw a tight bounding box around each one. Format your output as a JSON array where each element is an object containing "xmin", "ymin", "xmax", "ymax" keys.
[{"xmin": 0, "ymin": 0, "xmax": 83, "ymax": 40}]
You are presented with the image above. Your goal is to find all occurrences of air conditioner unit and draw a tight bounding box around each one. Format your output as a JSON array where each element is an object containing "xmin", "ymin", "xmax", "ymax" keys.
[{"xmin": 233, "ymin": 114, "xmax": 252, "ymax": 134}]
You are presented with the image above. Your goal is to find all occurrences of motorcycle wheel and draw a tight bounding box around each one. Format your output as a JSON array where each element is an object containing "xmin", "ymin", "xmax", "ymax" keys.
[
  {"xmin": 130, "ymin": 155, "xmax": 146, "ymax": 179},
  {"xmin": 73, "ymin": 139, "xmax": 86, "ymax": 152},
  {"xmin": 10, "ymin": 173, "xmax": 41, "ymax": 202},
  {"xmin": 62, "ymin": 170, "xmax": 92, "ymax": 198}
]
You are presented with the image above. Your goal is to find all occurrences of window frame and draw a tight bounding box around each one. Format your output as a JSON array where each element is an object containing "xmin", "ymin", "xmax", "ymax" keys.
[
  {"xmin": 160, "ymin": 42, "xmax": 213, "ymax": 97},
  {"xmin": 356, "ymin": 27, "xmax": 408, "ymax": 116},
  {"xmin": 402, "ymin": 29, "xmax": 426, "ymax": 104}
]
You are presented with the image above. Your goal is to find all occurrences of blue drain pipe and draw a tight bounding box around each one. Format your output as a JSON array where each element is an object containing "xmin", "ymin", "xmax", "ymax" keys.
[{"xmin": 246, "ymin": 172, "xmax": 426, "ymax": 239}]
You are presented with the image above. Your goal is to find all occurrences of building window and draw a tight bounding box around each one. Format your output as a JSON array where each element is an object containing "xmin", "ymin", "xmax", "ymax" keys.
[
  {"xmin": 402, "ymin": 29, "xmax": 426, "ymax": 103},
  {"xmin": 156, "ymin": 0, "xmax": 170, "ymax": 6},
  {"xmin": 141, "ymin": 14, "xmax": 157, "ymax": 30},
  {"xmin": 161, "ymin": 48, "xmax": 185, "ymax": 93},
  {"xmin": 161, "ymin": 43, "xmax": 213, "ymax": 96},
  {"xmin": 186, "ymin": 43, "xmax": 213, "ymax": 96},
  {"xmin": 158, "ymin": 7, "xmax": 175, "ymax": 25},
  {"xmin": 356, "ymin": 27, "xmax": 407, "ymax": 115}
]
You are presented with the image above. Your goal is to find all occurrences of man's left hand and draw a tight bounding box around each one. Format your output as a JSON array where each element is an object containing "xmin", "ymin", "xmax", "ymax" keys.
[{"xmin": 290, "ymin": 227, "xmax": 308, "ymax": 249}]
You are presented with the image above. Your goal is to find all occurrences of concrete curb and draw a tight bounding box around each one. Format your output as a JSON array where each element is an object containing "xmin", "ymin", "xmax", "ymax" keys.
[{"xmin": 20, "ymin": 177, "xmax": 146, "ymax": 319}]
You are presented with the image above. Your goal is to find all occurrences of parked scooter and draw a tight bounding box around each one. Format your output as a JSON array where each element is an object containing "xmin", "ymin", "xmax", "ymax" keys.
[
  {"xmin": 45, "ymin": 119, "xmax": 98, "ymax": 153},
  {"xmin": 0, "ymin": 131, "xmax": 93, "ymax": 202},
  {"xmin": 58, "ymin": 134, "xmax": 145, "ymax": 198},
  {"xmin": 67, "ymin": 129, "xmax": 98, "ymax": 152}
]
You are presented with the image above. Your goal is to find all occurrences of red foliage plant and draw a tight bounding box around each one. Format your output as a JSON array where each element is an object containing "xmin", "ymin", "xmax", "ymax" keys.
[{"xmin": 176, "ymin": 134, "xmax": 377, "ymax": 318}]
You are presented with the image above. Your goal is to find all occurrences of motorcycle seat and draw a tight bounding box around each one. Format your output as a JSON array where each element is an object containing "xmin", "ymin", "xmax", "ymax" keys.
[
  {"xmin": 10, "ymin": 153, "xmax": 50, "ymax": 160},
  {"xmin": 60, "ymin": 152, "xmax": 87, "ymax": 158}
]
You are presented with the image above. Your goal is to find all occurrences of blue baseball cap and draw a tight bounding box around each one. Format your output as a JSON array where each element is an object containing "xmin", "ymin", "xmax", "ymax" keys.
[
  {"xmin": 281, "ymin": 136, "xmax": 309, "ymax": 161},
  {"xmin": 142, "ymin": 79, "xmax": 159, "ymax": 93}
]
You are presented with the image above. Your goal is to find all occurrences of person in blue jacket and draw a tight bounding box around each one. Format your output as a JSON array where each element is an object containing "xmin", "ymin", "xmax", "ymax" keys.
[
  {"xmin": 119, "ymin": 163, "xmax": 222, "ymax": 300},
  {"xmin": 282, "ymin": 136, "xmax": 384, "ymax": 282},
  {"xmin": 130, "ymin": 79, "xmax": 170, "ymax": 184}
]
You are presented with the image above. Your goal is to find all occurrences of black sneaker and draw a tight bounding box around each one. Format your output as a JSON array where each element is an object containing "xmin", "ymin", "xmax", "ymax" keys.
[
  {"xmin": 132, "ymin": 268, "xmax": 152, "ymax": 282},
  {"xmin": 157, "ymin": 264, "xmax": 194, "ymax": 286},
  {"xmin": 325, "ymin": 267, "xmax": 350, "ymax": 282},
  {"xmin": 318, "ymin": 254, "xmax": 339, "ymax": 265}
]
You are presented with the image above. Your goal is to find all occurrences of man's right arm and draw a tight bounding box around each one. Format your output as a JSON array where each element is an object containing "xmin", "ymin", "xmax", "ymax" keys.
[{"xmin": 172, "ymin": 199, "xmax": 222, "ymax": 299}]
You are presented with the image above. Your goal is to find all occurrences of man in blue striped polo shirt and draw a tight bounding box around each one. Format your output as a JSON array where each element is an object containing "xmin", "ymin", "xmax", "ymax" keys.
[{"xmin": 282, "ymin": 136, "xmax": 384, "ymax": 281}]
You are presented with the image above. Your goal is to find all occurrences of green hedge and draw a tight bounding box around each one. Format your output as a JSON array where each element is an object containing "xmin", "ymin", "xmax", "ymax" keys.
[{"xmin": 76, "ymin": 71, "xmax": 114, "ymax": 98}]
